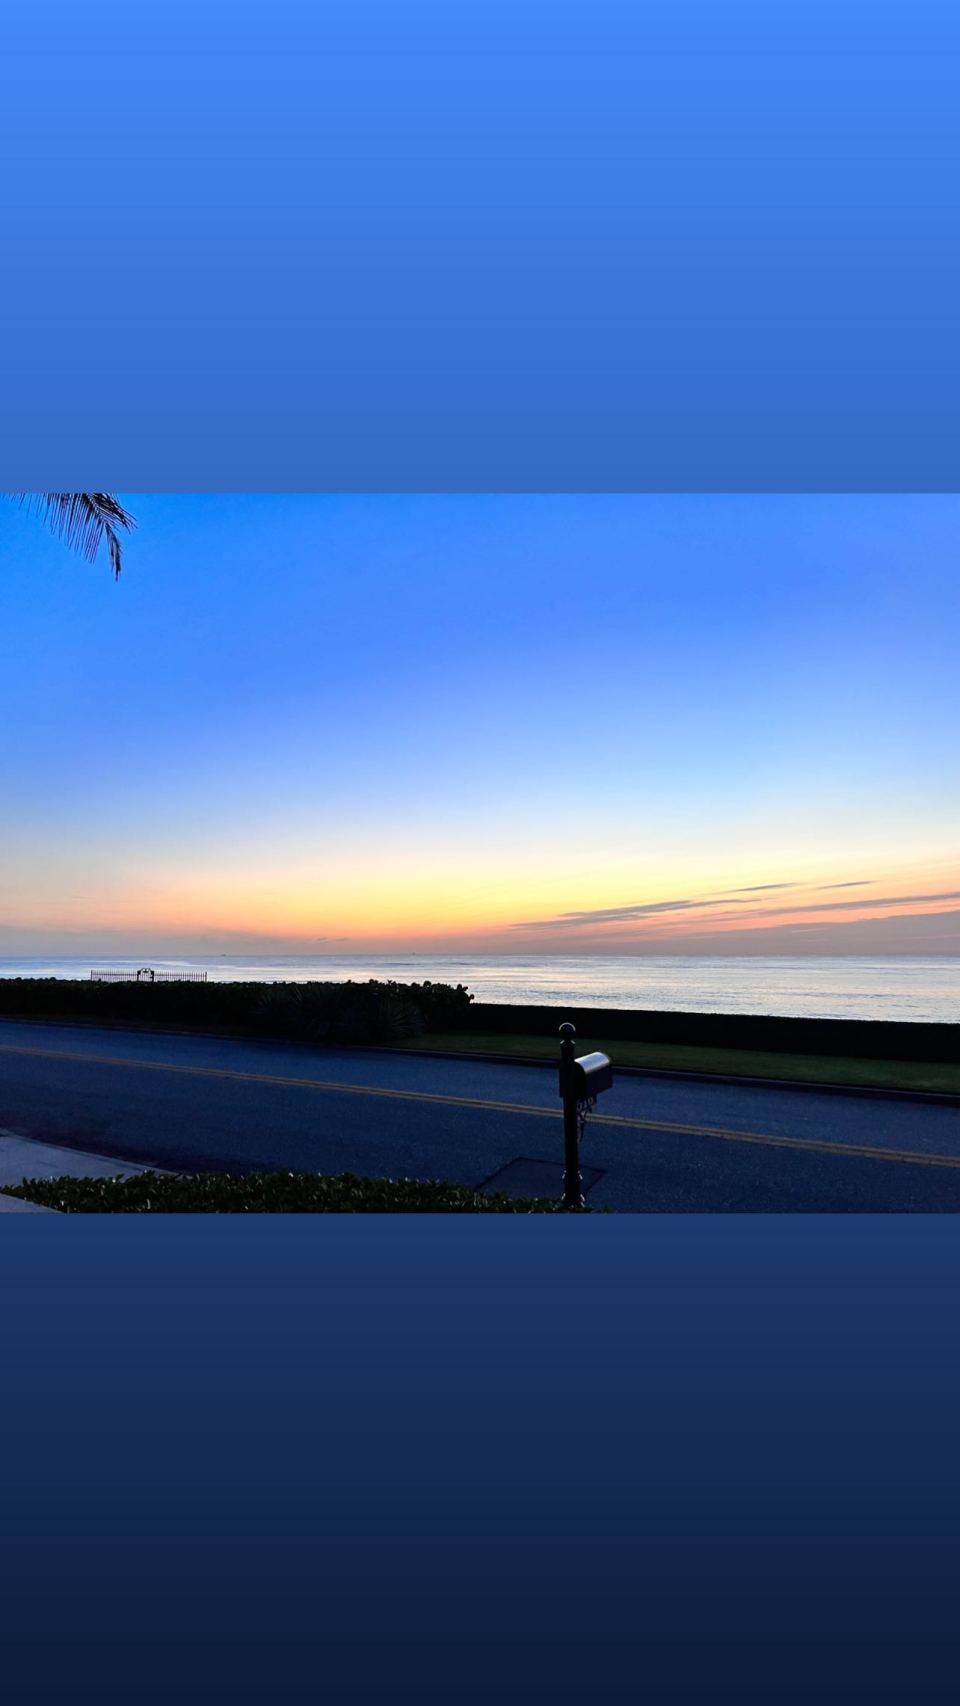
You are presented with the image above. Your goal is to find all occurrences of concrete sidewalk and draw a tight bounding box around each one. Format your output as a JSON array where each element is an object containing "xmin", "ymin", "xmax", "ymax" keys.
[{"xmin": 0, "ymin": 1128, "xmax": 150, "ymax": 1212}]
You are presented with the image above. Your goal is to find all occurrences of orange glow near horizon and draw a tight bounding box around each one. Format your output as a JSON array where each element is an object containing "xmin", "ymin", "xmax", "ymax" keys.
[
  {"xmin": 4, "ymin": 494, "xmax": 958, "ymax": 958},
  {"xmin": 9, "ymin": 850, "xmax": 956, "ymax": 956}
]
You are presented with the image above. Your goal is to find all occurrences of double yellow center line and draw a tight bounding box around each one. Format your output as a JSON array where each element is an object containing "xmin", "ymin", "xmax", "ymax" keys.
[{"xmin": 1, "ymin": 1040, "xmax": 958, "ymax": 1171}]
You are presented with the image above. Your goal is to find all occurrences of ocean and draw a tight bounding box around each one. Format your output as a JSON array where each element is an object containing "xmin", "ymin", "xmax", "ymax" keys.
[{"xmin": 0, "ymin": 954, "xmax": 956, "ymax": 1025}]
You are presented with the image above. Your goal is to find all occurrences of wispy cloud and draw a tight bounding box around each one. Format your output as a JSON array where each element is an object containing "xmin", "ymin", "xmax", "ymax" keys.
[
  {"xmin": 501, "ymin": 907, "xmax": 960, "ymax": 957},
  {"xmin": 720, "ymin": 882, "xmax": 797, "ymax": 894},
  {"xmin": 510, "ymin": 895, "xmax": 749, "ymax": 929},
  {"xmin": 766, "ymin": 888, "xmax": 960, "ymax": 917},
  {"xmin": 512, "ymin": 886, "xmax": 960, "ymax": 935}
]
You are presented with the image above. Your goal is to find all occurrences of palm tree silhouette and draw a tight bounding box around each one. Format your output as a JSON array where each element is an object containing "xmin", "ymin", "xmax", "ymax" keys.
[{"xmin": 9, "ymin": 493, "xmax": 135, "ymax": 578}]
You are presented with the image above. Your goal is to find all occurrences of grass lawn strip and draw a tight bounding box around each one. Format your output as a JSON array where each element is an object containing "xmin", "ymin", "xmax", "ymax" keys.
[{"xmin": 395, "ymin": 1032, "xmax": 960, "ymax": 1097}]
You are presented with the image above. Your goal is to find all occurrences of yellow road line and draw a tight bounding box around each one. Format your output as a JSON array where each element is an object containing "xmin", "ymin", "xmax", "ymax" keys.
[
  {"xmin": 1, "ymin": 1040, "xmax": 958, "ymax": 1172},
  {"xmin": 591, "ymin": 1110, "xmax": 960, "ymax": 1169},
  {"xmin": 0, "ymin": 1042, "xmax": 558, "ymax": 1116}
]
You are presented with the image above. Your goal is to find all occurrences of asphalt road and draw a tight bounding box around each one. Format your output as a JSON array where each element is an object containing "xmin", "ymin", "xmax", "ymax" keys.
[{"xmin": 1, "ymin": 1017, "xmax": 958, "ymax": 1211}]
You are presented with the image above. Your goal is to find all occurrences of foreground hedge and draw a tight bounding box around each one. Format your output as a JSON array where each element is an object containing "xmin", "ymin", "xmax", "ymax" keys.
[
  {"xmin": 0, "ymin": 977, "xmax": 473, "ymax": 1046},
  {"xmin": 4, "ymin": 1170, "xmax": 571, "ymax": 1214}
]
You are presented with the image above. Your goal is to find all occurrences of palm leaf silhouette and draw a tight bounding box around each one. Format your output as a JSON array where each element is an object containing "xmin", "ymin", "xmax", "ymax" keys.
[{"xmin": 10, "ymin": 492, "xmax": 136, "ymax": 578}]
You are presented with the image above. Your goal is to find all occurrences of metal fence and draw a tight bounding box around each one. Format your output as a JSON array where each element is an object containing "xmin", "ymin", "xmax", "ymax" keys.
[{"xmin": 89, "ymin": 968, "xmax": 208, "ymax": 984}]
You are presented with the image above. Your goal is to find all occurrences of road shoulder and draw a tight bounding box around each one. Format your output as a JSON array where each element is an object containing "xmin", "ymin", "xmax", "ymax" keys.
[{"xmin": 0, "ymin": 1129, "xmax": 152, "ymax": 1210}]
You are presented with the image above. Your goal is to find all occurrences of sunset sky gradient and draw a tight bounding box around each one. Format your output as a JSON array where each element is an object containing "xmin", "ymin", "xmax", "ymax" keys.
[{"xmin": 2, "ymin": 494, "xmax": 958, "ymax": 955}]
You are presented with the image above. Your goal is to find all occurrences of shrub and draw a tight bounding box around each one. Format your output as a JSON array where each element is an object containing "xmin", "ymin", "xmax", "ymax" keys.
[
  {"xmin": 253, "ymin": 985, "xmax": 335, "ymax": 1042},
  {"xmin": 3, "ymin": 1170, "xmax": 577, "ymax": 1213},
  {"xmin": 331, "ymin": 982, "xmax": 425, "ymax": 1044},
  {"xmin": 0, "ymin": 975, "xmax": 464, "ymax": 1045},
  {"xmin": 406, "ymin": 980, "xmax": 474, "ymax": 1029}
]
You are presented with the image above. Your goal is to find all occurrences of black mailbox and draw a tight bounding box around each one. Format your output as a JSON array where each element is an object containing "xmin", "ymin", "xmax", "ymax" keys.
[
  {"xmin": 558, "ymin": 1023, "xmax": 613, "ymax": 1208},
  {"xmin": 567, "ymin": 1050, "xmax": 613, "ymax": 1101}
]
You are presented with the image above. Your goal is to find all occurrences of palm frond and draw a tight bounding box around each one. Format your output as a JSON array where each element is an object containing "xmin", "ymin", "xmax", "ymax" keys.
[{"xmin": 12, "ymin": 492, "xmax": 136, "ymax": 578}]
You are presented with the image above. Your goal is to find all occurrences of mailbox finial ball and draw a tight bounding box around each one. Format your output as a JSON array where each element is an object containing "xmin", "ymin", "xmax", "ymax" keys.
[{"xmin": 559, "ymin": 1022, "xmax": 576, "ymax": 1039}]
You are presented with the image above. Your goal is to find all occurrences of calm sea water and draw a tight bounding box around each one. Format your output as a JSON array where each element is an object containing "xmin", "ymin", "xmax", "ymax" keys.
[{"xmin": 0, "ymin": 954, "xmax": 956, "ymax": 1024}]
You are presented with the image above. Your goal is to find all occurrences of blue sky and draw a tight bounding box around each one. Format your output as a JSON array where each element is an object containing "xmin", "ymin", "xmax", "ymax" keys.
[{"xmin": 1, "ymin": 493, "xmax": 957, "ymax": 953}]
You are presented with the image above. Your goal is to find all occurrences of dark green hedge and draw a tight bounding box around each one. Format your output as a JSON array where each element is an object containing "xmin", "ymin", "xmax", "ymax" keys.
[
  {"xmin": 467, "ymin": 1002, "xmax": 959, "ymax": 1064},
  {"xmin": 0, "ymin": 976, "xmax": 473, "ymax": 1046},
  {"xmin": 5, "ymin": 976, "xmax": 949, "ymax": 1063},
  {"xmin": 4, "ymin": 1170, "xmax": 570, "ymax": 1213}
]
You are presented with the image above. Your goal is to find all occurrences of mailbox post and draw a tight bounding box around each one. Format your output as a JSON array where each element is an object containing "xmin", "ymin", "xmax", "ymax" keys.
[
  {"xmin": 558, "ymin": 1023, "xmax": 613, "ymax": 1209},
  {"xmin": 559, "ymin": 1023, "xmax": 582, "ymax": 1208}
]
